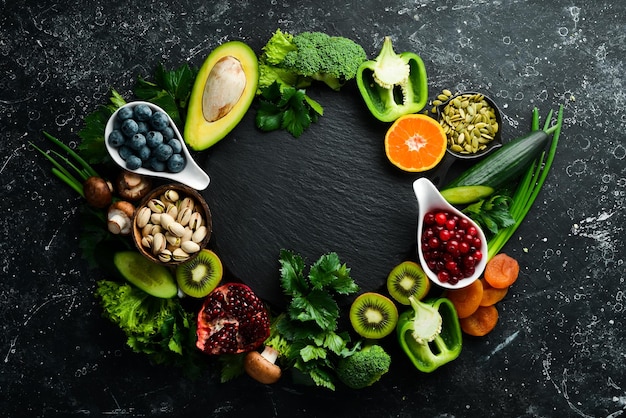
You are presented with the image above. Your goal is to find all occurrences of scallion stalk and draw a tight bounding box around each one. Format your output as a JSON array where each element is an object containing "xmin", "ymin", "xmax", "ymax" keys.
[{"xmin": 486, "ymin": 105, "xmax": 564, "ymax": 259}]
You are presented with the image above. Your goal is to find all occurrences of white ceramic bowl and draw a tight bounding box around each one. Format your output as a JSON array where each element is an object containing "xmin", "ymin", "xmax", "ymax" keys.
[
  {"xmin": 105, "ymin": 101, "xmax": 210, "ymax": 190},
  {"xmin": 413, "ymin": 177, "xmax": 488, "ymax": 290}
]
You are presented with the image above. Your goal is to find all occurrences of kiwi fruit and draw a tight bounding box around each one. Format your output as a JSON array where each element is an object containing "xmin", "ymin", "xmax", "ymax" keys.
[
  {"xmin": 349, "ymin": 292, "xmax": 398, "ymax": 339},
  {"xmin": 113, "ymin": 251, "xmax": 178, "ymax": 298},
  {"xmin": 386, "ymin": 261, "xmax": 430, "ymax": 305},
  {"xmin": 175, "ymin": 249, "xmax": 223, "ymax": 298}
]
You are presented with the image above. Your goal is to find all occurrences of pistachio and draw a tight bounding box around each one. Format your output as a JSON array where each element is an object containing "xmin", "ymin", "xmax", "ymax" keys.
[
  {"xmin": 192, "ymin": 225, "xmax": 208, "ymax": 243},
  {"xmin": 179, "ymin": 197, "xmax": 195, "ymax": 212},
  {"xmin": 189, "ymin": 212, "xmax": 204, "ymax": 230},
  {"xmin": 158, "ymin": 249, "xmax": 173, "ymax": 263},
  {"xmin": 172, "ymin": 248, "xmax": 190, "ymax": 262},
  {"xmin": 166, "ymin": 233, "xmax": 181, "ymax": 247},
  {"xmin": 177, "ymin": 207, "xmax": 193, "ymax": 227},
  {"xmin": 152, "ymin": 233, "xmax": 166, "ymax": 256},
  {"xmin": 159, "ymin": 213, "xmax": 175, "ymax": 230},
  {"xmin": 168, "ymin": 221, "xmax": 186, "ymax": 238},
  {"xmin": 165, "ymin": 203, "xmax": 178, "ymax": 219},
  {"xmin": 163, "ymin": 189, "xmax": 179, "ymax": 203},
  {"xmin": 141, "ymin": 235, "xmax": 153, "ymax": 248},
  {"xmin": 148, "ymin": 198, "xmax": 166, "ymax": 213},
  {"xmin": 181, "ymin": 240, "xmax": 201, "ymax": 254},
  {"xmin": 136, "ymin": 207, "xmax": 152, "ymax": 229},
  {"xmin": 182, "ymin": 227, "xmax": 194, "ymax": 243}
]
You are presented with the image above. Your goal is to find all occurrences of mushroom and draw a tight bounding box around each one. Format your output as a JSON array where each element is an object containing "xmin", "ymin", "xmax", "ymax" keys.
[
  {"xmin": 107, "ymin": 201, "xmax": 135, "ymax": 235},
  {"xmin": 116, "ymin": 171, "xmax": 152, "ymax": 201},
  {"xmin": 83, "ymin": 176, "xmax": 113, "ymax": 208},
  {"xmin": 244, "ymin": 346, "xmax": 282, "ymax": 384}
]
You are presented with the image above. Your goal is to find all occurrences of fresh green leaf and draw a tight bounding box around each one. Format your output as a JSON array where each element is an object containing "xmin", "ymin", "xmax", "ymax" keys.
[
  {"xmin": 279, "ymin": 249, "xmax": 308, "ymax": 296},
  {"xmin": 289, "ymin": 290, "xmax": 339, "ymax": 330},
  {"xmin": 218, "ymin": 353, "xmax": 247, "ymax": 383},
  {"xmin": 300, "ymin": 344, "xmax": 327, "ymax": 362},
  {"xmin": 256, "ymin": 100, "xmax": 285, "ymax": 132},
  {"xmin": 463, "ymin": 195, "xmax": 516, "ymax": 235}
]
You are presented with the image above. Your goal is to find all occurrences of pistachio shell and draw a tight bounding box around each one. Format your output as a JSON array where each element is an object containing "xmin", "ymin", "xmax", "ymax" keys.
[
  {"xmin": 188, "ymin": 212, "xmax": 204, "ymax": 230},
  {"xmin": 165, "ymin": 203, "xmax": 178, "ymax": 219},
  {"xmin": 163, "ymin": 189, "xmax": 179, "ymax": 203},
  {"xmin": 192, "ymin": 226, "xmax": 208, "ymax": 243},
  {"xmin": 148, "ymin": 199, "xmax": 166, "ymax": 213},
  {"xmin": 177, "ymin": 207, "xmax": 193, "ymax": 226},
  {"xmin": 166, "ymin": 233, "xmax": 181, "ymax": 246},
  {"xmin": 179, "ymin": 197, "xmax": 195, "ymax": 212},
  {"xmin": 158, "ymin": 249, "xmax": 173, "ymax": 263},
  {"xmin": 159, "ymin": 213, "xmax": 175, "ymax": 230},
  {"xmin": 136, "ymin": 207, "xmax": 152, "ymax": 229},
  {"xmin": 181, "ymin": 240, "xmax": 200, "ymax": 254},
  {"xmin": 172, "ymin": 248, "xmax": 190, "ymax": 262},
  {"xmin": 168, "ymin": 222, "xmax": 186, "ymax": 238},
  {"xmin": 152, "ymin": 233, "xmax": 166, "ymax": 256}
]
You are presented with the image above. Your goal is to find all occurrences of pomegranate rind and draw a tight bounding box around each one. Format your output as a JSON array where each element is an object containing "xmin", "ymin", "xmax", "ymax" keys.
[{"xmin": 196, "ymin": 283, "xmax": 270, "ymax": 355}]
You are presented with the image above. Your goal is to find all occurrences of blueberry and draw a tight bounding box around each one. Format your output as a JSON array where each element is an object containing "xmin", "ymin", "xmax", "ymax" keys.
[
  {"xmin": 154, "ymin": 143, "xmax": 173, "ymax": 161},
  {"xmin": 118, "ymin": 145, "xmax": 134, "ymax": 160},
  {"xmin": 167, "ymin": 153, "xmax": 186, "ymax": 173},
  {"xmin": 150, "ymin": 111, "xmax": 169, "ymax": 130},
  {"xmin": 146, "ymin": 131, "xmax": 164, "ymax": 148},
  {"xmin": 121, "ymin": 119, "xmax": 139, "ymax": 137},
  {"xmin": 108, "ymin": 129, "xmax": 125, "ymax": 147},
  {"xmin": 136, "ymin": 120, "xmax": 149, "ymax": 135},
  {"xmin": 134, "ymin": 104, "xmax": 153, "ymax": 122},
  {"xmin": 125, "ymin": 155, "xmax": 142, "ymax": 170},
  {"xmin": 137, "ymin": 145, "xmax": 152, "ymax": 161},
  {"xmin": 149, "ymin": 157, "xmax": 166, "ymax": 172},
  {"xmin": 129, "ymin": 133, "xmax": 147, "ymax": 150},
  {"xmin": 160, "ymin": 126, "xmax": 175, "ymax": 140},
  {"xmin": 168, "ymin": 138, "xmax": 183, "ymax": 154},
  {"xmin": 117, "ymin": 106, "xmax": 133, "ymax": 120}
]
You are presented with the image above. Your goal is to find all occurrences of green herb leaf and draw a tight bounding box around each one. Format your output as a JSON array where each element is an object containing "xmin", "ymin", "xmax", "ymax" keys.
[
  {"xmin": 218, "ymin": 353, "xmax": 247, "ymax": 383},
  {"xmin": 463, "ymin": 195, "xmax": 515, "ymax": 235}
]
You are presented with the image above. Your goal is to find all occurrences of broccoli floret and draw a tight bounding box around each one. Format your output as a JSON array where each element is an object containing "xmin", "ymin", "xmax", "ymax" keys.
[
  {"xmin": 282, "ymin": 31, "xmax": 367, "ymax": 91},
  {"xmin": 336, "ymin": 344, "xmax": 391, "ymax": 389},
  {"xmin": 258, "ymin": 29, "xmax": 367, "ymax": 92}
]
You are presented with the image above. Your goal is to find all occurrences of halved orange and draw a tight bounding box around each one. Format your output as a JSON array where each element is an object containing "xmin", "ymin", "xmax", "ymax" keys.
[{"xmin": 384, "ymin": 114, "xmax": 447, "ymax": 172}]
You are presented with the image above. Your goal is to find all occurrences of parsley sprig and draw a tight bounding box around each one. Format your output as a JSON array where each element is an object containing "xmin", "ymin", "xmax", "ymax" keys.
[
  {"xmin": 256, "ymin": 82, "xmax": 324, "ymax": 138},
  {"xmin": 274, "ymin": 249, "xmax": 360, "ymax": 390}
]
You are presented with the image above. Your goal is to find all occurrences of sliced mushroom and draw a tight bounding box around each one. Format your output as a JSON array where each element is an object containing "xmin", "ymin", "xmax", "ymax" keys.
[
  {"xmin": 107, "ymin": 201, "xmax": 135, "ymax": 235},
  {"xmin": 116, "ymin": 171, "xmax": 152, "ymax": 201}
]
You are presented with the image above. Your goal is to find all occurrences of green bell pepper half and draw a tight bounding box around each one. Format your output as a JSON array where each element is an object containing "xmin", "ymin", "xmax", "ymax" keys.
[
  {"xmin": 396, "ymin": 297, "xmax": 462, "ymax": 373},
  {"xmin": 356, "ymin": 36, "xmax": 428, "ymax": 122}
]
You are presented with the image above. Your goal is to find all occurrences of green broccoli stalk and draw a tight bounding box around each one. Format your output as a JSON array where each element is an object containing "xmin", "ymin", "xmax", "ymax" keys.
[{"xmin": 336, "ymin": 343, "xmax": 391, "ymax": 389}]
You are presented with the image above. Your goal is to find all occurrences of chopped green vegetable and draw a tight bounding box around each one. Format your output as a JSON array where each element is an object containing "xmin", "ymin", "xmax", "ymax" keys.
[
  {"xmin": 396, "ymin": 297, "xmax": 462, "ymax": 373},
  {"xmin": 356, "ymin": 36, "xmax": 428, "ymax": 122},
  {"xmin": 336, "ymin": 343, "xmax": 391, "ymax": 389}
]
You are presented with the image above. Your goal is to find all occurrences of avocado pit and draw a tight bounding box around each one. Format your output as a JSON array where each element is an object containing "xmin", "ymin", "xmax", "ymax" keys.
[{"xmin": 202, "ymin": 56, "xmax": 247, "ymax": 122}]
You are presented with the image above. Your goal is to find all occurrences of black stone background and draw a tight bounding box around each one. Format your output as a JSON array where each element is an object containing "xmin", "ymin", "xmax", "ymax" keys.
[{"xmin": 2, "ymin": 1, "xmax": 625, "ymax": 417}]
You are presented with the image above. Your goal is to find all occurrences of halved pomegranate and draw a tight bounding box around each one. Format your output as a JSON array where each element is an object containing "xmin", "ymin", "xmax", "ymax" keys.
[{"xmin": 196, "ymin": 282, "xmax": 270, "ymax": 355}]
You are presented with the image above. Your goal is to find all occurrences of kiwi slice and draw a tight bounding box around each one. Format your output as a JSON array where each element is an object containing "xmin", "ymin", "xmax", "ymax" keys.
[
  {"xmin": 175, "ymin": 249, "xmax": 223, "ymax": 298},
  {"xmin": 386, "ymin": 261, "xmax": 430, "ymax": 305},
  {"xmin": 349, "ymin": 292, "xmax": 398, "ymax": 339},
  {"xmin": 113, "ymin": 251, "xmax": 178, "ymax": 298}
]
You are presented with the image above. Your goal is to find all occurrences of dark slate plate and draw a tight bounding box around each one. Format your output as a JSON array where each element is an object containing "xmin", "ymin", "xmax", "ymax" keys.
[{"xmin": 200, "ymin": 83, "xmax": 443, "ymax": 308}]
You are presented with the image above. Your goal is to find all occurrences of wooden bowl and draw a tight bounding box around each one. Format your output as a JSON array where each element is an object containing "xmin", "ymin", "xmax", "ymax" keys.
[{"xmin": 132, "ymin": 184, "xmax": 212, "ymax": 266}]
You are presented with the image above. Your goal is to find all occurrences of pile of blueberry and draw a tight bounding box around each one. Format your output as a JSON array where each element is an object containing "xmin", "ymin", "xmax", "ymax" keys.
[{"xmin": 108, "ymin": 103, "xmax": 186, "ymax": 173}]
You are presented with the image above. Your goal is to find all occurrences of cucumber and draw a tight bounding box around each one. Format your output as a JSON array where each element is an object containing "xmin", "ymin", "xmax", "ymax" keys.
[
  {"xmin": 441, "ymin": 185, "xmax": 494, "ymax": 205},
  {"xmin": 442, "ymin": 130, "xmax": 549, "ymax": 191}
]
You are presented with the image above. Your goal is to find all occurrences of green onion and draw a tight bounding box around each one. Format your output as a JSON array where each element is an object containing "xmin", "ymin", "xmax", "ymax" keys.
[
  {"xmin": 31, "ymin": 131, "xmax": 102, "ymax": 197},
  {"xmin": 487, "ymin": 105, "xmax": 564, "ymax": 259}
]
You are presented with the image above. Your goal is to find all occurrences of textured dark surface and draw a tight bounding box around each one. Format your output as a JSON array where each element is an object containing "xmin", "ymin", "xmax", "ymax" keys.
[{"xmin": 2, "ymin": 1, "xmax": 626, "ymax": 417}]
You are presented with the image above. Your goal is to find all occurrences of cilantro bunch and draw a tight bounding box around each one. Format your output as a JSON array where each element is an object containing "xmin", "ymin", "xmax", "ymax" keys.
[{"xmin": 269, "ymin": 249, "xmax": 360, "ymax": 390}]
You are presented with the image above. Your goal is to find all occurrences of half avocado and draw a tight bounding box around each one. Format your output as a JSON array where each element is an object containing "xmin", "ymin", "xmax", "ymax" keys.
[{"xmin": 184, "ymin": 41, "xmax": 259, "ymax": 151}]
